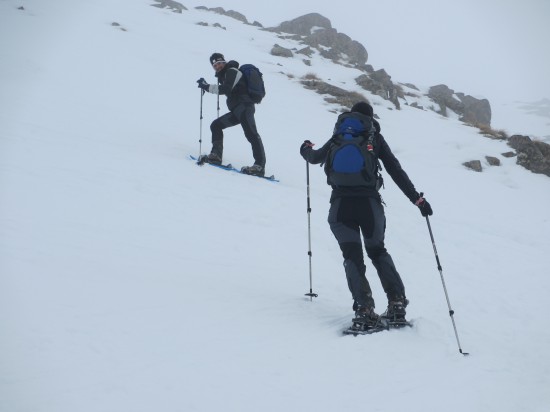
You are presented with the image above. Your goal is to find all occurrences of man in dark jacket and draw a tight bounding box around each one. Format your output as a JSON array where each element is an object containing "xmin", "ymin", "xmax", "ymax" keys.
[
  {"xmin": 299, "ymin": 101, "xmax": 433, "ymax": 328},
  {"xmin": 197, "ymin": 53, "xmax": 266, "ymax": 176}
]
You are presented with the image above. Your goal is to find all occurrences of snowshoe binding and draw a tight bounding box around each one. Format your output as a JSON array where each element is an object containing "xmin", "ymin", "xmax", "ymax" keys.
[
  {"xmin": 380, "ymin": 298, "xmax": 412, "ymax": 328},
  {"xmin": 197, "ymin": 153, "xmax": 222, "ymax": 166},
  {"xmin": 343, "ymin": 306, "xmax": 386, "ymax": 336},
  {"xmin": 240, "ymin": 164, "xmax": 265, "ymax": 177}
]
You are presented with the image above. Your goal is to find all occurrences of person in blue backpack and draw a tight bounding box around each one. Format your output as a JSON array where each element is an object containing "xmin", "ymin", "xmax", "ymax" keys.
[
  {"xmin": 197, "ymin": 52, "xmax": 266, "ymax": 176},
  {"xmin": 299, "ymin": 101, "xmax": 433, "ymax": 330}
]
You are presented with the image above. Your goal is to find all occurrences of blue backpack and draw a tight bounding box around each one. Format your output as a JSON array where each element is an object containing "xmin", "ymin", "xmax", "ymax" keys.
[
  {"xmin": 239, "ymin": 64, "xmax": 266, "ymax": 104},
  {"xmin": 324, "ymin": 112, "xmax": 383, "ymax": 189}
]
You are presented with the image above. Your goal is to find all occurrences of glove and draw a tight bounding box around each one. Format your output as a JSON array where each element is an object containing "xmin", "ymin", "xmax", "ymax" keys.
[
  {"xmin": 415, "ymin": 195, "xmax": 433, "ymax": 217},
  {"xmin": 197, "ymin": 78, "xmax": 209, "ymax": 92},
  {"xmin": 300, "ymin": 140, "xmax": 315, "ymax": 154}
]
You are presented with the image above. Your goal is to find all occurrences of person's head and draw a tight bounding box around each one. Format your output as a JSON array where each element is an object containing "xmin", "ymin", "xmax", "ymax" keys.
[
  {"xmin": 351, "ymin": 101, "xmax": 374, "ymax": 117},
  {"xmin": 210, "ymin": 52, "xmax": 226, "ymax": 73}
]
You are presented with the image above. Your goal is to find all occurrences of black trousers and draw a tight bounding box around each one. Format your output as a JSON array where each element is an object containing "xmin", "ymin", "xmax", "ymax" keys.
[
  {"xmin": 210, "ymin": 103, "xmax": 266, "ymax": 167},
  {"xmin": 328, "ymin": 196, "xmax": 406, "ymax": 310}
]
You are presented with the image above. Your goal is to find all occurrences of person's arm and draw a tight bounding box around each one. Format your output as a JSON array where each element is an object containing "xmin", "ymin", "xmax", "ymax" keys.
[
  {"xmin": 209, "ymin": 68, "xmax": 241, "ymax": 96},
  {"xmin": 300, "ymin": 138, "xmax": 333, "ymax": 164}
]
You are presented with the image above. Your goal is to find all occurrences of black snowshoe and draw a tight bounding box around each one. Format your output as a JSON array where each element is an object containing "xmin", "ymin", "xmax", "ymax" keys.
[
  {"xmin": 380, "ymin": 299, "xmax": 411, "ymax": 327},
  {"xmin": 343, "ymin": 306, "xmax": 386, "ymax": 336}
]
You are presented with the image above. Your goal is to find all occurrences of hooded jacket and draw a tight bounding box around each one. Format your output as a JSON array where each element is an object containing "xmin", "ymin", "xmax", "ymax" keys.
[
  {"xmin": 301, "ymin": 116, "xmax": 420, "ymax": 204},
  {"xmin": 207, "ymin": 60, "xmax": 254, "ymax": 111}
]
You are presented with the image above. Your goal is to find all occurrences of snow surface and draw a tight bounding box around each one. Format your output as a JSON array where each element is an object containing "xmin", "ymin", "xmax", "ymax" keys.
[{"xmin": 1, "ymin": 1, "xmax": 549, "ymax": 412}]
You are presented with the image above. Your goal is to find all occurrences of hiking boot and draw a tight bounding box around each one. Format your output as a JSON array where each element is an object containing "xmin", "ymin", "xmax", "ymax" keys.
[
  {"xmin": 198, "ymin": 153, "xmax": 222, "ymax": 165},
  {"xmin": 353, "ymin": 305, "xmax": 380, "ymax": 328},
  {"xmin": 381, "ymin": 298, "xmax": 409, "ymax": 322},
  {"xmin": 241, "ymin": 164, "xmax": 264, "ymax": 177}
]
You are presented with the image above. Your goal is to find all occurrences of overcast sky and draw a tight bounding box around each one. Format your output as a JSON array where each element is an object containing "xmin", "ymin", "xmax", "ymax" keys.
[{"xmin": 186, "ymin": 0, "xmax": 550, "ymax": 106}]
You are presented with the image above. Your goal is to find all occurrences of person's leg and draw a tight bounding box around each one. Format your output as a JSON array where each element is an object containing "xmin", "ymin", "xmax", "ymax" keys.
[
  {"xmin": 328, "ymin": 198, "xmax": 375, "ymax": 310},
  {"xmin": 210, "ymin": 112, "xmax": 239, "ymax": 159},
  {"xmin": 238, "ymin": 104, "xmax": 266, "ymax": 168},
  {"xmin": 362, "ymin": 197, "xmax": 408, "ymax": 319}
]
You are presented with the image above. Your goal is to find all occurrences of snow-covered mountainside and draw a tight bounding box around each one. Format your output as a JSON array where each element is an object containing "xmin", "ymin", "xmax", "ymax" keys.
[{"xmin": 1, "ymin": 1, "xmax": 549, "ymax": 411}]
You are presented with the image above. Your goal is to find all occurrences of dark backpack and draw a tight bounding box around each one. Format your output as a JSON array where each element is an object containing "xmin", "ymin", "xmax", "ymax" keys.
[
  {"xmin": 324, "ymin": 112, "xmax": 383, "ymax": 189},
  {"xmin": 239, "ymin": 64, "xmax": 266, "ymax": 104}
]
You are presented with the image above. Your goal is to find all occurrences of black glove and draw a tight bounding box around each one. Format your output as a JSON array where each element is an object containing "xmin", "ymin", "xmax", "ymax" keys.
[
  {"xmin": 197, "ymin": 78, "xmax": 209, "ymax": 91},
  {"xmin": 415, "ymin": 195, "xmax": 433, "ymax": 217},
  {"xmin": 300, "ymin": 140, "xmax": 315, "ymax": 154}
]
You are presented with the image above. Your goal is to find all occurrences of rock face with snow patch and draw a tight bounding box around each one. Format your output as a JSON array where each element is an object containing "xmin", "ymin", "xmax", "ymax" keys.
[
  {"xmin": 428, "ymin": 84, "xmax": 492, "ymax": 127},
  {"xmin": 508, "ymin": 135, "xmax": 550, "ymax": 177},
  {"xmin": 275, "ymin": 13, "xmax": 332, "ymax": 36},
  {"xmin": 151, "ymin": 0, "xmax": 186, "ymax": 13},
  {"xmin": 271, "ymin": 44, "xmax": 294, "ymax": 58},
  {"xmin": 194, "ymin": 6, "xmax": 259, "ymax": 26},
  {"xmin": 356, "ymin": 70, "xmax": 403, "ymax": 109},
  {"xmin": 269, "ymin": 13, "xmax": 368, "ymax": 67}
]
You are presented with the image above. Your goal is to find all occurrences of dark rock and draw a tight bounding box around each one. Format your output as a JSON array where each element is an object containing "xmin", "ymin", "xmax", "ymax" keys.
[
  {"xmin": 195, "ymin": 6, "xmax": 252, "ymax": 24},
  {"xmin": 274, "ymin": 13, "xmax": 332, "ymax": 36},
  {"xmin": 224, "ymin": 10, "xmax": 248, "ymax": 24},
  {"xmin": 456, "ymin": 93, "xmax": 491, "ymax": 127},
  {"xmin": 301, "ymin": 79, "xmax": 368, "ymax": 110},
  {"xmin": 428, "ymin": 84, "xmax": 491, "ymax": 127},
  {"xmin": 508, "ymin": 135, "xmax": 550, "ymax": 177},
  {"xmin": 269, "ymin": 13, "xmax": 368, "ymax": 67},
  {"xmin": 507, "ymin": 134, "xmax": 532, "ymax": 150},
  {"xmin": 271, "ymin": 44, "xmax": 293, "ymax": 58},
  {"xmin": 463, "ymin": 160, "xmax": 483, "ymax": 172},
  {"xmin": 355, "ymin": 70, "xmax": 401, "ymax": 109},
  {"xmin": 486, "ymin": 156, "xmax": 501, "ymax": 166},
  {"xmin": 151, "ymin": 0, "xmax": 186, "ymax": 13},
  {"xmin": 296, "ymin": 47, "xmax": 314, "ymax": 57}
]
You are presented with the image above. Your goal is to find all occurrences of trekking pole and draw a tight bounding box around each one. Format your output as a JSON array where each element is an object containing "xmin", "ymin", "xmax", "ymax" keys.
[
  {"xmin": 305, "ymin": 161, "xmax": 318, "ymax": 301},
  {"xmin": 199, "ymin": 89, "xmax": 205, "ymax": 157},
  {"xmin": 422, "ymin": 196, "xmax": 468, "ymax": 355}
]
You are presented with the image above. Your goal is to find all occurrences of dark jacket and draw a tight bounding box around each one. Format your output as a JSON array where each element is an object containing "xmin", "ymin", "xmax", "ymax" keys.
[
  {"xmin": 213, "ymin": 60, "xmax": 253, "ymax": 111},
  {"xmin": 301, "ymin": 118, "xmax": 420, "ymax": 203}
]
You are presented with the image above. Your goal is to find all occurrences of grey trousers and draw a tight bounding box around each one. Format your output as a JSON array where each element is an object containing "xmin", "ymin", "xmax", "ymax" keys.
[
  {"xmin": 210, "ymin": 103, "xmax": 266, "ymax": 167},
  {"xmin": 328, "ymin": 196, "xmax": 406, "ymax": 309}
]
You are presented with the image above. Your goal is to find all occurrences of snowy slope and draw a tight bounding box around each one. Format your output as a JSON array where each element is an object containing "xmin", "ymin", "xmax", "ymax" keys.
[{"xmin": 1, "ymin": 1, "xmax": 549, "ymax": 412}]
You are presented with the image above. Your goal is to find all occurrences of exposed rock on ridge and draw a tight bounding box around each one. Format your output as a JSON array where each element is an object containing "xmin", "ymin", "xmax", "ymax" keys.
[{"xmin": 428, "ymin": 84, "xmax": 492, "ymax": 127}]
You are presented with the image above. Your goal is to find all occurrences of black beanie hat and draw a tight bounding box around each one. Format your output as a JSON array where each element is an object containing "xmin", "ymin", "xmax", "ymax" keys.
[
  {"xmin": 351, "ymin": 101, "xmax": 373, "ymax": 117},
  {"xmin": 209, "ymin": 52, "xmax": 226, "ymax": 65}
]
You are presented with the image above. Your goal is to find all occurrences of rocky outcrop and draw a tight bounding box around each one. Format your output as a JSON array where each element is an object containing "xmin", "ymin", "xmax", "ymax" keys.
[
  {"xmin": 151, "ymin": 0, "xmax": 186, "ymax": 13},
  {"xmin": 428, "ymin": 84, "xmax": 491, "ymax": 127},
  {"xmin": 275, "ymin": 13, "xmax": 332, "ymax": 35},
  {"xmin": 508, "ymin": 135, "xmax": 550, "ymax": 177},
  {"xmin": 195, "ymin": 6, "xmax": 257, "ymax": 26},
  {"xmin": 271, "ymin": 44, "xmax": 293, "ymax": 58},
  {"xmin": 269, "ymin": 13, "xmax": 368, "ymax": 67},
  {"xmin": 456, "ymin": 93, "xmax": 492, "ymax": 126},
  {"xmin": 301, "ymin": 78, "xmax": 369, "ymax": 111},
  {"xmin": 355, "ymin": 70, "xmax": 403, "ymax": 109}
]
